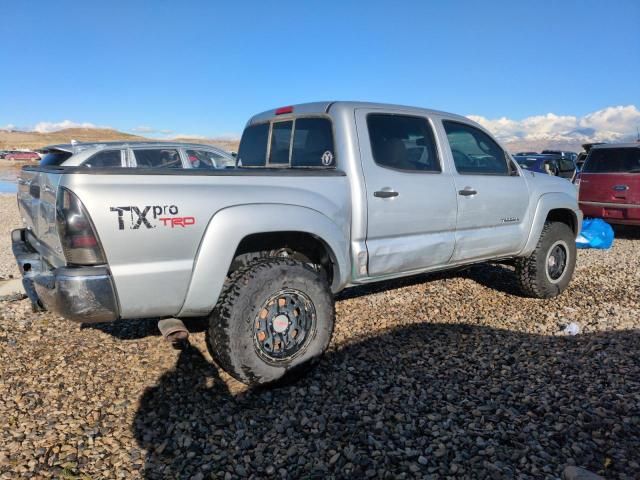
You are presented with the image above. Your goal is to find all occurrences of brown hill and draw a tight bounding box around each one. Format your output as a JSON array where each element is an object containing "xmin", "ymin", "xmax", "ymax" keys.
[
  {"xmin": 0, "ymin": 128, "xmax": 146, "ymax": 150},
  {"xmin": 0, "ymin": 128, "xmax": 240, "ymax": 152},
  {"xmin": 171, "ymin": 137, "xmax": 239, "ymax": 152}
]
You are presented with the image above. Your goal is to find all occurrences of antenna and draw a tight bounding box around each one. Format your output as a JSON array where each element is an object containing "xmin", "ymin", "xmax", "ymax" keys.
[{"xmin": 637, "ymin": 127, "xmax": 639, "ymax": 143}]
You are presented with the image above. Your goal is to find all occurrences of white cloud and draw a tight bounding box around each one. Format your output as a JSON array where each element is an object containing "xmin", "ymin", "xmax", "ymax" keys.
[
  {"xmin": 32, "ymin": 120, "xmax": 110, "ymax": 133},
  {"xmin": 0, "ymin": 123, "xmax": 17, "ymax": 131},
  {"xmin": 579, "ymin": 105, "xmax": 640, "ymax": 140},
  {"xmin": 468, "ymin": 105, "xmax": 640, "ymax": 144}
]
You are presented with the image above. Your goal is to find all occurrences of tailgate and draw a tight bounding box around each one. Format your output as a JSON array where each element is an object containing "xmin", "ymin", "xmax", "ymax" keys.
[
  {"xmin": 579, "ymin": 172, "xmax": 640, "ymax": 205},
  {"xmin": 17, "ymin": 167, "xmax": 66, "ymax": 267}
]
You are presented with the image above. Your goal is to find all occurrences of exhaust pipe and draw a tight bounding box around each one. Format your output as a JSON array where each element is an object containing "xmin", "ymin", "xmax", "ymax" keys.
[{"xmin": 158, "ymin": 318, "xmax": 189, "ymax": 348}]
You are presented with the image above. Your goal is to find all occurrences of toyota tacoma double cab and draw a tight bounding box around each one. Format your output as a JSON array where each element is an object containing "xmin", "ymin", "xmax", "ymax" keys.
[{"xmin": 13, "ymin": 102, "xmax": 582, "ymax": 386}]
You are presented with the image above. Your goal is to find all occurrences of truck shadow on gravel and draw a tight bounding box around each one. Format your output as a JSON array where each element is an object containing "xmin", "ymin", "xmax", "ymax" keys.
[
  {"xmin": 133, "ymin": 324, "xmax": 640, "ymax": 479},
  {"xmin": 81, "ymin": 317, "xmax": 209, "ymax": 340},
  {"xmin": 336, "ymin": 262, "xmax": 523, "ymax": 301}
]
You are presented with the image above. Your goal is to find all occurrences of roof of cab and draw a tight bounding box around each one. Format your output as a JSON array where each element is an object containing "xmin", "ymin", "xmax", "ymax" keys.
[{"xmin": 247, "ymin": 101, "xmax": 474, "ymax": 126}]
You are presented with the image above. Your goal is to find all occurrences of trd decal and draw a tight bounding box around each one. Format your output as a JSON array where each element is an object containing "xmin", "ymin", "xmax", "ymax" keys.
[
  {"xmin": 159, "ymin": 217, "xmax": 196, "ymax": 228},
  {"xmin": 110, "ymin": 205, "xmax": 196, "ymax": 230}
]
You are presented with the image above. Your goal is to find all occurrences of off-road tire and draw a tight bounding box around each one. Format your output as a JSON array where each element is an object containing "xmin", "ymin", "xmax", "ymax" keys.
[
  {"xmin": 515, "ymin": 221, "xmax": 576, "ymax": 298},
  {"xmin": 207, "ymin": 258, "xmax": 334, "ymax": 386}
]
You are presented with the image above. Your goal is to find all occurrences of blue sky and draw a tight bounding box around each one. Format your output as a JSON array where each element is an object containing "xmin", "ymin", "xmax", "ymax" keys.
[{"xmin": 1, "ymin": 0, "xmax": 639, "ymax": 140}]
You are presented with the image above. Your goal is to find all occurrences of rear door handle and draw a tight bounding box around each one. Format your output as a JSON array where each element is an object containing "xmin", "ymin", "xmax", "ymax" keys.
[
  {"xmin": 374, "ymin": 190, "xmax": 399, "ymax": 198},
  {"xmin": 458, "ymin": 187, "xmax": 477, "ymax": 196}
]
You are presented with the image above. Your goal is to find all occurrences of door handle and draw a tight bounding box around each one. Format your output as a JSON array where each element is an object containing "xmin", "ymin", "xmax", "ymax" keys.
[
  {"xmin": 458, "ymin": 187, "xmax": 477, "ymax": 196},
  {"xmin": 374, "ymin": 190, "xmax": 399, "ymax": 198}
]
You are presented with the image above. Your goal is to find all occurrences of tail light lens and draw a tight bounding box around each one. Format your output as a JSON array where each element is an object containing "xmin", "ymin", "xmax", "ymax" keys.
[{"xmin": 56, "ymin": 188, "xmax": 106, "ymax": 265}]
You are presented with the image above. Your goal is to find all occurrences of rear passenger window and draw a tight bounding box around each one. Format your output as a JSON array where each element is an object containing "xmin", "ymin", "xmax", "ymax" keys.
[
  {"xmin": 367, "ymin": 114, "xmax": 440, "ymax": 172},
  {"xmin": 443, "ymin": 121, "xmax": 508, "ymax": 175},
  {"xmin": 185, "ymin": 149, "xmax": 233, "ymax": 169},
  {"xmin": 83, "ymin": 150, "xmax": 123, "ymax": 168},
  {"xmin": 133, "ymin": 149, "xmax": 182, "ymax": 168}
]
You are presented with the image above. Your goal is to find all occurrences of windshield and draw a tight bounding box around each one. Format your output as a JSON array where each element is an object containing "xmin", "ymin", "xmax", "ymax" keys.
[{"xmin": 583, "ymin": 148, "xmax": 640, "ymax": 173}]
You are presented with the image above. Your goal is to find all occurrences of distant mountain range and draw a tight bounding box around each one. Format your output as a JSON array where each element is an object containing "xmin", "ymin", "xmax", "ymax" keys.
[{"xmin": 500, "ymin": 135, "xmax": 637, "ymax": 155}]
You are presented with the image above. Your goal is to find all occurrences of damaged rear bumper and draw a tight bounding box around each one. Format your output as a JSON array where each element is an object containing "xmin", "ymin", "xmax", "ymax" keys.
[{"xmin": 12, "ymin": 228, "xmax": 119, "ymax": 323}]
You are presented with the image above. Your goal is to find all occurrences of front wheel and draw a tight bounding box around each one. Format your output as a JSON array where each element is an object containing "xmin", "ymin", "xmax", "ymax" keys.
[
  {"xmin": 515, "ymin": 221, "xmax": 577, "ymax": 298},
  {"xmin": 207, "ymin": 258, "xmax": 335, "ymax": 385}
]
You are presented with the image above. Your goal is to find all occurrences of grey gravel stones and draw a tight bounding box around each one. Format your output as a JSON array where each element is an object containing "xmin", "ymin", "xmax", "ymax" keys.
[{"xmin": 0, "ymin": 196, "xmax": 639, "ymax": 479}]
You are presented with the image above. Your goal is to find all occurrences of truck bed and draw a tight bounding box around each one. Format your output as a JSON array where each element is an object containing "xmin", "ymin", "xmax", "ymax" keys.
[{"xmin": 17, "ymin": 166, "xmax": 350, "ymax": 318}]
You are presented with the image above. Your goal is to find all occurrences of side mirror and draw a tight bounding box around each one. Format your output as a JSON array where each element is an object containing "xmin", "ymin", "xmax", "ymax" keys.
[{"xmin": 231, "ymin": 151, "xmax": 237, "ymax": 158}]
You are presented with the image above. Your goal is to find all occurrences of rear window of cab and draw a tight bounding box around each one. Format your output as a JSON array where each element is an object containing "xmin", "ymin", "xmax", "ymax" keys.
[
  {"xmin": 40, "ymin": 150, "xmax": 73, "ymax": 166},
  {"xmin": 237, "ymin": 117, "xmax": 335, "ymax": 168}
]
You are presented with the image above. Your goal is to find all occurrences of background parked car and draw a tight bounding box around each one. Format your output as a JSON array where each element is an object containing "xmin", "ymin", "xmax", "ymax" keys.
[
  {"xmin": 37, "ymin": 141, "xmax": 236, "ymax": 169},
  {"xmin": 514, "ymin": 153, "xmax": 577, "ymax": 180},
  {"xmin": 577, "ymin": 143, "xmax": 640, "ymax": 226},
  {"xmin": 4, "ymin": 151, "xmax": 40, "ymax": 161}
]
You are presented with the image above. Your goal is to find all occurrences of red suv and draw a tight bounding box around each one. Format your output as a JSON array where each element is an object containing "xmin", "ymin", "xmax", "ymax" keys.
[{"xmin": 577, "ymin": 144, "xmax": 640, "ymax": 226}]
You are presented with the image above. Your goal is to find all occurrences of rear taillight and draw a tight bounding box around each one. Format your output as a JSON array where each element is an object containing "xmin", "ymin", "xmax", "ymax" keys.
[{"xmin": 56, "ymin": 188, "xmax": 106, "ymax": 265}]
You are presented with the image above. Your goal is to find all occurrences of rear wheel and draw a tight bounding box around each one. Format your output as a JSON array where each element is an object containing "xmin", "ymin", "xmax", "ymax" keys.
[
  {"xmin": 515, "ymin": 221, "xmax": 577, "ymax": 298},
  {"xmin": 207, "ymin": 258, "xmax": 334, "ymax": 385}
]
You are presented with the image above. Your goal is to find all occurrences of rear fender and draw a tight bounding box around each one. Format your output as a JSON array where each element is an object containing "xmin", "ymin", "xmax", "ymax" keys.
[{"xmin": 177, "ymin": 204, "xmax": 350, "ymax": 317}]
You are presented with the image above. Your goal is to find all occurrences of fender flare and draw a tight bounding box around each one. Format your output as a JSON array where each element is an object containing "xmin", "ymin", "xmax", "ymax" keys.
[
  {"xmin": 520, "ymin": 192, "xmax": 582, "ymax": 257},
  {"xmin": 177, "ymin": 203, "xmax": 350, "ymax": 317}
]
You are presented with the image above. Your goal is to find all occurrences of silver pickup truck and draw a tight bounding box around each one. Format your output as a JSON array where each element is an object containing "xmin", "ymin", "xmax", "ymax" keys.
[{"xmin": 12, "ymin": 101, "xmax": 582, "ymax": 386}]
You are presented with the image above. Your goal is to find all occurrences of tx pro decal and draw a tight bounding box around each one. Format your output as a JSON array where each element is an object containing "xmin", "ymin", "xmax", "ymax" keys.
[{"xmin": 110, "ymin": 205, "xmax": 196, "ymax": 230}]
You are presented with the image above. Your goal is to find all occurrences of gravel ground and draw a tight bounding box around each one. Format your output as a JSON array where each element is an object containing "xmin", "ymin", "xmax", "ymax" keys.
[
  {"xmin": 0, "ymin": 195, "xmax": 20, "ymax": 280},
  {"xmin": 0, "ymin": 194, "xmax": 639, "ymax": 479}
]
